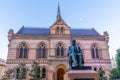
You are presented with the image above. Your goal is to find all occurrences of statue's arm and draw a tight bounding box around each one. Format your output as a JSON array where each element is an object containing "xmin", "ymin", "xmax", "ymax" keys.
[
  {"xmin": 78, "ymin": 46, "xmax": 82, "ymax": 53},
  {"xmin": 67, "ymin": 46, "xmax": 71, "ymax": 56}
]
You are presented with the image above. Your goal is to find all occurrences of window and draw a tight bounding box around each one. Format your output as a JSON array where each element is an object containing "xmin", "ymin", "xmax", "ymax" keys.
[
  {"xmin": 16, "ymin": 68, "xmax": 20, "ymax": 79},
  {"xmin": 94, "ymin": 67, "xmax": 97, "ymax": 71},
  {"xmin": 38, "ymin": 43, "xmax": 46, "ymax": 58},
  {"xmin": 19, "ymin": 43, "xmax": 28, "ymax": 58},
  {"xmin": 91, "ymin": 44, "xmax": 99, "ymax": 59},
  {"xmin": 56, "ymin": 27, "xmax": 60, "ymax": 34},
  {"xmin": 42, "ymin": 68, "xmax": 46, "ymax": 78},
  {"xmin": 56, "ymin": 27, "xmax": 64, "ymax": 34},
  {"xmin": 61, "ymin": 27, "xmax": 64, "ymax": 34},
  {"xmin": 56, "ymin": 43, "xmax": 64, "ymax": 57}
]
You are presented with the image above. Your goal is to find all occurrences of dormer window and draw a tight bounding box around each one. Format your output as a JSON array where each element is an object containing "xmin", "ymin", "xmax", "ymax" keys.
[
  {"xmin": 56, "ymin": 27, "xmax": 60, "ymax": 34},
  {"xmin": 56, "ymin": 27, "xmax": 64, "ymax": 34}
]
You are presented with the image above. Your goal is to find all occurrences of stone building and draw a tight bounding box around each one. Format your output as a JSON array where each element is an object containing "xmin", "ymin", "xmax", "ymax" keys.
[
  {"xmin": 6, "ymin": 5, "xmax": 111, "ymax": 80},
  {"xmin": 0, "ymin": 58, "xmax": 6, "ymax": 79}
]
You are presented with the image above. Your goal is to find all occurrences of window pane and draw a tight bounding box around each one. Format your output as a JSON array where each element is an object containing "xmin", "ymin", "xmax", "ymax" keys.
[
  {"xmin": 57, "ymin": 47, "xmax": 60, "ymax": 56},
  {"xmin": 61, "ymin": 47, "xmax": 64, "ymax": 56},
  {"xmin": 43, "ymin": 47, "xmax": 46, "ymax": 58},
  {"xmin": 42, "ymin": 68, "xmax": 46, "ymax": 78},
  {"xmin": 38, "ymin": 47, "xmax": 42, "ymax": 58},
  {"xmin": 19, "ymin": 47, "xmax": 23, "ymax": 58},
  {"xmin": 24, "ymin": 47, "xmax": 28, "ymax": 58}
]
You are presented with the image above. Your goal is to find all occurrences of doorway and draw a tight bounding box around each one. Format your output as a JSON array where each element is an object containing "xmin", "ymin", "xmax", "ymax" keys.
[{"xmin": 57, "ymin": 68, "xmax": 65, "ymax": 80}]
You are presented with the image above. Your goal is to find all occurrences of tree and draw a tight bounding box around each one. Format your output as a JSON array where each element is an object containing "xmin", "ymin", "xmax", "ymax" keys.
[
  {"xmin": 98, "ymin": 68, "xmax": 106, "ymax": 80},
  {"xmin": 116, "ymin": 49, "xmax": 120, "ymax": 78},
  {"xmin": 29, "ymin": 61, "xmax": 41, "ymax": 80},
  {"xmin": 17, "ymin": 62, "xmax": 27, "ymax": 80},
  {"xmin": 1, "ymin": 69, "xmax": 13, "ymax": 80},
  {"xmin": 109, "ymin": 68, "xmax": 119, "ymax": 80}
]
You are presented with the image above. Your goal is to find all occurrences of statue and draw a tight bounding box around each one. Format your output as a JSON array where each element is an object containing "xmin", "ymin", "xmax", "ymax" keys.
[{"xmin": 67, "ymin": 39, "xmax": 84, "ymax": 69}]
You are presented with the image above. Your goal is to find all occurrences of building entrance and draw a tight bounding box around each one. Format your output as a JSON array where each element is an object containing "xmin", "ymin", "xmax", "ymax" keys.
[{"xmin": 57, "ymin": 68, "xmax": 65, "ymax": 80}]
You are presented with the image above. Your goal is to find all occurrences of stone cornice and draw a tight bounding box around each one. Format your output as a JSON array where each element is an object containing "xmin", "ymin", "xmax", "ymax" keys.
[
  {"xmin": 6, "ymin": 59, "xmax": 111, "ymax": 64},
  {"xmin": 12, "ymin": 34, "xmax": 105, "ymax": 41}
]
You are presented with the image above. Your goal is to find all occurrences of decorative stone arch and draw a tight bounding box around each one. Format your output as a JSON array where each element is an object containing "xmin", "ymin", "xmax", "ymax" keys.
[
  {"xmin": 17, "ymin": 41, "xmax": 29, "ymax": 48},
  {"xmin": 36, "ymin": 41, "xmax": 47, "ymax": 58},
  {"xmin": 40, "ymin": 65, "xmax": 48, "ymax": 79},
  {"xmin": 91, "ymin": 43, "xmax": 99, "ymax": 48},
  {"xmin": 55, "ymin": 41, "xmax": 65, "ymax": 57},
  {"xmin": 40, "ymin": 65, "xmax": 48, "ymax": 71},
  {"xmin": 37, "ymin": 41, "xmax": 47, "ymax": 48},
  {"xmin": 52, "ymin": 62, "xmax": 68, "ymax": 72},
  {"xmin": 56, "ymin": 41, "xmax": 65, "ymax": 47},
  {"xmin": 54, "ymin": 64, "xmax": 68, "ymax": 80},
  {"xmin": 55, "ymin": 64, "xmax": 67, "ymax": 72},
  {"xmin": 16, "ymin": 41, "xmax": 29, "ymax": 59}
]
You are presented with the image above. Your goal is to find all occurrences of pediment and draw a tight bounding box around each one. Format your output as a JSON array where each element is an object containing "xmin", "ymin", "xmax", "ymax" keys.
[{"xmin": 51, "ymin": 18, "xmax": 69, "ymax": 28}]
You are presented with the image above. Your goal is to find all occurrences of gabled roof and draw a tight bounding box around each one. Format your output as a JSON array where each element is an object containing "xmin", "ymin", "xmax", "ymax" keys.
[{"xmin": 16, "ymin": 27, "xmax": 101, "ymax": 36}]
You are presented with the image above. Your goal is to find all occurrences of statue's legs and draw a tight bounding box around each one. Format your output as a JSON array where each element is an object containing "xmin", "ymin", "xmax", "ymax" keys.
[
  {"xmin": 77, "ymin": 53, "xmax": 83, "ymax": 67},
  {"xmin": 71, "ymin": 53, "xmax": 77, "ymax": 67},
  {"xmin": 68, "ymin": 56, "xmax": 72, "ymax": 69}
]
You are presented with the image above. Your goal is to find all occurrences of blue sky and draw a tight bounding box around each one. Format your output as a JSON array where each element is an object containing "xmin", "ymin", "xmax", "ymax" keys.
[{"xmin": 0, "ymin": 0, "xmax": 120, "ymax": 60}]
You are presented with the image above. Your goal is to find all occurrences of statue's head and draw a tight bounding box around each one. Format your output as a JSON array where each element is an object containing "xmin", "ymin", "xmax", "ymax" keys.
[{"xmin": 72, "ymin": 39, "xmax": 76, "ymax": 46}]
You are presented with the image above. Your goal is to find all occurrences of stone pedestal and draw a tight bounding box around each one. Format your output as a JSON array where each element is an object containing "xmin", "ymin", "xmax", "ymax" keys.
[{"xmin": 64, "ymin": 70, "xmax": 99, "ymax": 80}]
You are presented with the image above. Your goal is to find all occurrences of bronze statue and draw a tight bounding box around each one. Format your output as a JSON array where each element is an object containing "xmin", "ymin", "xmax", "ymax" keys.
[{"xmin": 67, "ymin": 39, "xmax": 84, "ymax": 69}]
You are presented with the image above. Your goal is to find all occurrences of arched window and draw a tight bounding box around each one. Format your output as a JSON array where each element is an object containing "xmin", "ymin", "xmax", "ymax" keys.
[
  {"xmin": 16, "ymin": 68, "xmax": 20, "ymax": 79},
  {"xmin": 42, "ymin": 68, "xmax": 46, "ymax": 78},
  {"xmin": 19, "ymin": 43, "xmax": 28, "ymax": 58},
  {"xmin": 94, "ymin": 67, "xmax": 97, "ymax": 71},
  {"xmin": 56, "ymin": 27, "xmax": 64, "ymax": 34},
  {"xmin": 56, "ymin": 43, "xmax": 64, "ymax": 57},
  {"xmin": 61, "ymin": 27, "xmax": 64, "ymax": 34},
  {"xmin": 91, "ymin": 44, "xmax": 99, "ymax": 59},
  {"xmin": 38, "ymin": 43, "xmax": 46, "ymax": 58},
  {"xmin": 56, "ymin": 27, "xmax": 60, "ymax": 34}
]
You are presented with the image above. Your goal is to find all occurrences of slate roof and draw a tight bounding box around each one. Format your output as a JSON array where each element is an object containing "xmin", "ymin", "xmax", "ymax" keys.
[
  {"xmin": 16, "ymin": 27, "xmax": 101, "ymax": 36},
  {"xmin": 17, "ymin": 27, "xmax": 49, "ymax": 35},
  {"xmin": 70, "ymin": 29, "xmax": 100, "ymax": 36}
]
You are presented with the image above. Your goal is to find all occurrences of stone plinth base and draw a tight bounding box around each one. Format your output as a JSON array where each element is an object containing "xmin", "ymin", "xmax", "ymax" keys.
[
  {"xmin": 72, "ymin": 66, "xmax": 92, "ymax": 70},
  {"xmin": 64, "ymin": 70, "xmax": 99, "ymax": 80}
]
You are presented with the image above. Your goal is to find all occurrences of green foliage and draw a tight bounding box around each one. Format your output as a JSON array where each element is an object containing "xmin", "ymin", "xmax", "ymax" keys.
[
  {"xmin": 1, "ymin": 69, "xmax": 13, "ymax": 80},
  {"xmin": 109, "ymin": 48, "xmax": 120, "ymax": 80},
  {"xmin": 98, "ymin": 68, "xmax": 106, "ymax": 80},
  {"xmin": 17, "ymin": 62, "xmax": 27, "ymax": 80},
  {"xmin": 29, "ymin": 61, "xmax": 41, "ymax": 80},
  {"xmin": 116, "ymin": 49, "xmax": 120, "ymax": 78},
  {"xmin": 109, "ymin": 68, "xmax": 119, "ymax": 80}
]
